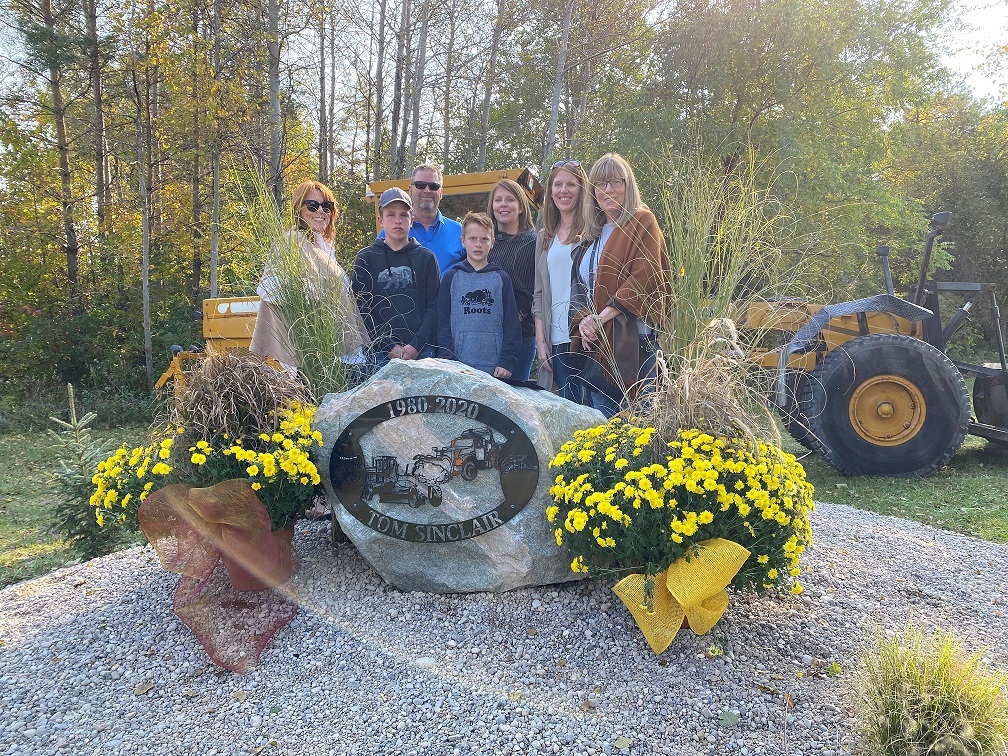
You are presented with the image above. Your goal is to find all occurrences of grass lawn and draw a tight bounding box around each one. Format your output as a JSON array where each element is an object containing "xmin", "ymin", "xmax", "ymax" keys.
[
  {"xmin": 0, "ymin": 426, "xmax": 1005, "ymax": 589},
  {"xmin": 780, "ymin": 433, "xmax": 1008, "ymax": 543}
]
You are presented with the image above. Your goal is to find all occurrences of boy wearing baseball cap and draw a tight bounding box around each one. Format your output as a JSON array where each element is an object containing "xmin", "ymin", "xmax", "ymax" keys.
[{"xmin": 351, "ymin": 187, "xmax": 440, "ymax": 373}]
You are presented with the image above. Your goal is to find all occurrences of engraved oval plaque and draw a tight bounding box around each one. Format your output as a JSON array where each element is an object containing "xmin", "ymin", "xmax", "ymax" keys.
[{"xmin": 329, "ymin": 396, "xmax": 540, "ymax": 542}]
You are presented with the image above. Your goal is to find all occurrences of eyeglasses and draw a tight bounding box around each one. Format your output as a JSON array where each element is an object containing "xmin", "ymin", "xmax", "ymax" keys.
[
  {"xmin": 303, "ymin": 199, "xmax": 335, "ymax": 213},
  {"xmin": 596, "ymin": 178, "xmax": 625, "ymax": 191},
  {"xmin": 551, "ymin": 159, "xmax": 581, "ymax": 170},
  {"xmin": 412, "ymin": 181, "xmax": 441, "ymax": 191}
]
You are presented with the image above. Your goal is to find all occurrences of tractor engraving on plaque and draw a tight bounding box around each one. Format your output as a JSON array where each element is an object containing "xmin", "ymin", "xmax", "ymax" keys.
[{"xmin": 329, "ymin": 396, "xmax": 540, "ymax": 542}]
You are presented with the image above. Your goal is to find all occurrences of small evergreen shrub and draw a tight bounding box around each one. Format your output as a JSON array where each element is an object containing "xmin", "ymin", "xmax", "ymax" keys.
[
  {"xmin": 48, "ymin": 385, "xmax": 122, "ymax": 558},
  {"xmin": 856, "ymin": 625, "xmax": 1008, "ymax": 756}
]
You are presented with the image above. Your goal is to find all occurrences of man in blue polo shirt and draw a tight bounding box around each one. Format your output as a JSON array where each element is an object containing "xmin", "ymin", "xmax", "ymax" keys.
[{"xmin": 380, "ymin": 163, "xmax": 465, "ymax": 277}]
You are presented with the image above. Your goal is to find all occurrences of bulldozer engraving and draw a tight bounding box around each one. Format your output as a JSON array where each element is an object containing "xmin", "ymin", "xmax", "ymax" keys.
[{"xmin": 358, "ymin": 426, "xmax": 505, "ymax": 509}]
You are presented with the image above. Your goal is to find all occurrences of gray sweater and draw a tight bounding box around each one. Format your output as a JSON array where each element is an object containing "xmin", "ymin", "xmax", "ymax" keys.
[{"xmin": 437, "ymin": 260, "xmax": 521, "ymax": 375}]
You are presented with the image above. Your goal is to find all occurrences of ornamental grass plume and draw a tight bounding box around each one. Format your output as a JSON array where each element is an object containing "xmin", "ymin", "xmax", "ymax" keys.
[
  {"xmin": 171, "ymin": 350, "xmax": 312, "ymax": 441},
  {"xmin": 242, "ymin": 172, "xmax": 360, "ymax": 396},
  {"xmin": 631, "ymin": 140, "xmax": 812, "ymax": 445},
  {"xmin": 855, "ymin": 625, "xmax": 1008, "ymax": 756}
]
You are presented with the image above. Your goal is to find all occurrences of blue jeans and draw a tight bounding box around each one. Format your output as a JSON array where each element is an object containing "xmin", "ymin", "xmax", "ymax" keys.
[
  {"xmin": 551, "ymin": 343, "xmax": 583, "ymax": 404},
  {"xmin": 512, "ymin": 335, "xmax": 536, "ymax": 382},
  {"xmin": 585, "ymin": 336, "xmax": 658, "ymax": 418}
]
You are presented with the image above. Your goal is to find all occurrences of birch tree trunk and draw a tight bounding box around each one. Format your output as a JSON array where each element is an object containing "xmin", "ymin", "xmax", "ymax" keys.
[
  {"xmin": 318, "ymin": 5, "xmax": 328, "ymax": 183},
  {"xmin": 405, "ymin": 0, "xmax": 429, "ymax": 173},
  {"xmin": 477, "ymin": 0, "xmax": 505, "ymax": 171},
  {"xmin": 268, "ymin": 0, "xmax": 283, "ymax": 208},
  {"xmin": 542, "ymin": 0, "xmax": 574, "ymax": 172},
  {"xmin": 327, "ymin": 6, "xmax": 336, "ymax": 179},
  {"xmin": 41, "ymin": 0, "xmax": 79, "ymax": 296},
  {"xmin": 84, "ymin": 0, "xmax": 109, "ymax": 242},
  {"xmin": 389, "ymin": 0, "xmax": 410, "ymax": 177},
  {"xmin": 371, "ymin": 0, "xmax": 388, "ymax": 180},
  {"xmin": 191, "ymin": 1, "xmax": 203, "ymax": 307},
  {"xmin": 208, "ymin": 0, "xmax": 222, "ymax": 298},
  {"xmin": 442, "ymin": 1, "xmax": 456, "ymax": 169},
  {"xmin": 132, "ymin": 66, "xmax": 153, "ymax": 383}
]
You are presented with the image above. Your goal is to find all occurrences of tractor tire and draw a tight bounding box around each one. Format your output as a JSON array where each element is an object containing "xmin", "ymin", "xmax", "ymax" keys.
[
  {"xmin": 461, "ymin": 458, "xmax": 479, "ymax": 481},
  {"xmin": 973, "ymin": 368, "xmax": 1008, "ymax": 446},
  {"xmin": 779, "ymin": 370, "xmax": 815, "ymax": 450},
  {"xmin": 799, "ymin": 333, "xmax": 970, "ymax": 476}
]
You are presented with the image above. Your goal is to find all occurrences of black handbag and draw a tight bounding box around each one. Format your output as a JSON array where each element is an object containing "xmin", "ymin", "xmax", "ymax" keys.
[{"xmin": 581, "ymin": 349, "xmax": 623, "ymax": 403}]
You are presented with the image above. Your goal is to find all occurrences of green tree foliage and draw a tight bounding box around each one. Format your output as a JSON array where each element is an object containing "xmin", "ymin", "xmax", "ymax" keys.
[{"xmin": 0, "ymin": 0, "xmax": 1006, "ymax": 408}]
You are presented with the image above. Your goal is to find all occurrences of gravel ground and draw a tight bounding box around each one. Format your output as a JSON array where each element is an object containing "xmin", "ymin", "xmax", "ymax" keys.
[{"xmin": 0, "ymin": 499, "xmax": 1005, "ymax": 756}]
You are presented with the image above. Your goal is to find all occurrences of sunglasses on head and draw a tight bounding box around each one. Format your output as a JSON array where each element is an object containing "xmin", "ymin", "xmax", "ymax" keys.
[
  {"xmin": 551, "ymin": 159, "xmax": 581, "ymax": 170},
  {"xmin": 412, "ymin": 180, "xmax": 441, "ymax": 191},
  {"xmin": 303, "ymin": 199, "xmax": 335, "ymax": 213}
]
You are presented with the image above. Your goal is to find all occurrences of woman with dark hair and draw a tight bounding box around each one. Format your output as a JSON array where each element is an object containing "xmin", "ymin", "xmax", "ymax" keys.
[
  {"xmin": 531, "ymin": 160, "xmax": 591, "ymax": 399},
  {"xmin": 250, "ymin": 180, "xmax": 366, "ymax": 372},
  {"xmin": 486, "ymin": 178, "xmax": 537, "ymax": 381},
  {"xmin": 572, "ymin": 154, "xmax": 670, "ymax": 417}
]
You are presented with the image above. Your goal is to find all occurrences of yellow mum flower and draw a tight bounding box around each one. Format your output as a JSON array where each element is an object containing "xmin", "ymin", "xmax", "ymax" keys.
[
  {"xmin": 191, "ymin": 452, "xmax": 207, "ymax": 465},
  {"xmin": 246, "ymin": 464, "xmax": 260, "ymax": 477},
  {"xmin": 251, "ymin": 482, "xmax": 262, "ymax": 491},
  {"xmin": 697, "ymin": 510, "xmax": 714, "ymax": 525}
]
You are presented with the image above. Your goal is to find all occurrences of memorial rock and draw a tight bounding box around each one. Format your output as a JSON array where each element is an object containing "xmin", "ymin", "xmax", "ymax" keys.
[{"xmin": 315, "ymin": 358, "xmax": 604, "ymax": 593}]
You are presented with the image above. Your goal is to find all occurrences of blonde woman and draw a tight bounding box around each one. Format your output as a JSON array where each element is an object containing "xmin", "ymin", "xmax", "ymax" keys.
[
  {"xmin": 572, "ymin": 154, "xmax": 670, "ymax": 417},
  {"xmin": 250, "ymin": 180, "xmax": 367, "ymax": 373},
  {"xmin": 531, "ymin": 160, "xmax": 591, "ymax": 399}
]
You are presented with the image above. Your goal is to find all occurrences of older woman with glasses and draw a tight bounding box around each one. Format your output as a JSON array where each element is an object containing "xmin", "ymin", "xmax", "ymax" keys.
[
  {"xmin": 571, "ymin": 154, "xmax": 670, "ymax": 417},
  {"xmin": 250, "ymin": 179, "xmax": 367, "ymax": 373},
  {"xmin": 532, "ymin": 159, "xmax": 591, "ymax": 399}
]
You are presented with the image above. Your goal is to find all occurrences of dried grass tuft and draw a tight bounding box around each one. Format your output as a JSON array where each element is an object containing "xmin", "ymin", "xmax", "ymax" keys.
[
  {"xmin": 171, "ymin": 351, "xmax": 312, "ymax": 441},
  {"xmin": 634, "ymin": 319, "xmax": 771, "ymax": 446}
]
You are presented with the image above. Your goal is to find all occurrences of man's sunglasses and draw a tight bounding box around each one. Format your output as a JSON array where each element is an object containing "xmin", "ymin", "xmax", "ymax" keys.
[
  {"xmin": 303, "ymin": 200, "xmax": 335, "ymax": 213},
  {"xmin": 412, "ymin": 181, "xmax": 441, "ymax": 191}
]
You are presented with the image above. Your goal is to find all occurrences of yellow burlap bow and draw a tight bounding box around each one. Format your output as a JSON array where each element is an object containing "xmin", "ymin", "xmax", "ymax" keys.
[{"xmin": 612, "ymin": 538, "xmax": 750, "ymax": 654}]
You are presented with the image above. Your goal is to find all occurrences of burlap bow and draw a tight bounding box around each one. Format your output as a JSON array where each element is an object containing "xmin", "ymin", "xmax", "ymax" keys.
[{"xmin": 612, "ymin": 538, "xmax": 750, "ymax": 654}]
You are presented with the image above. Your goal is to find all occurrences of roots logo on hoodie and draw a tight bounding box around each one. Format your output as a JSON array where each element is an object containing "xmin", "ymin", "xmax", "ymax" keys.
[{"xmin": 461, "ymin": 288, "xmax": 494, "ymax": 314}]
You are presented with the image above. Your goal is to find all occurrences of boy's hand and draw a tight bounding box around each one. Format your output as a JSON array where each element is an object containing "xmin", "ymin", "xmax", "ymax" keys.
[
  {"xmin": 493, "ymin": 367, "xmax": 512, "ymax": 379},
  {"xmin": 399, "ymin": 345, "xmax": 419, "ymax": 360},
  {"xmin": 387, "ymin": 345, "xmax": 403, "ymax": 359}
]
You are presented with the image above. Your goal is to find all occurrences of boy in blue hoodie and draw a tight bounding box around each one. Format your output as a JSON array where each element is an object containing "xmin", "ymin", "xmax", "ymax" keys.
[{"xmin": 438, "ymin": 212, "xmax": 521, "ymax": 378}]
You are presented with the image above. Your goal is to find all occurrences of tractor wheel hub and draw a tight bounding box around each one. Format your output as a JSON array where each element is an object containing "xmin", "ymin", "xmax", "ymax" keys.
[{"xmin": 849, "ymin": 374, "xmax": 926, "ymax": 446}]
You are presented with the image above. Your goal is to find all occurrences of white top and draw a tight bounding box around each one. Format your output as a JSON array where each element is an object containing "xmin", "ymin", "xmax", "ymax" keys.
[
  {"xmin": 547, "ymin": 234, "xmax": 576, "ymax": 345},
  {"xmin": 578, "ymin": 223, "xmax": 614, "ymax": 288}
]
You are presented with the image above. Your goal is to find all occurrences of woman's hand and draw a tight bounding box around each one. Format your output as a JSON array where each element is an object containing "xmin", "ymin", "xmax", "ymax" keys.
[
  {"xmin": 493, "ymin": 367, "xmax": 512, "ymax": 379},
  {"xmin": 536, "ymin": 339, "xmax": 551, "ymax": 370},
  {"xmin": 579, "ymin": 315, "xmax": 600, "ymax": 347},
  {"xmin": 579, "ymin": 306, "xmax": 620, "ymax": 348}
]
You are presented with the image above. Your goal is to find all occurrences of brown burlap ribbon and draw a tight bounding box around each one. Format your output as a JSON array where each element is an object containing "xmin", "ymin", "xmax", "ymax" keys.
[{"xmin": 139, "ymin": 479, "xmax": 299, "ymax": 673}]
